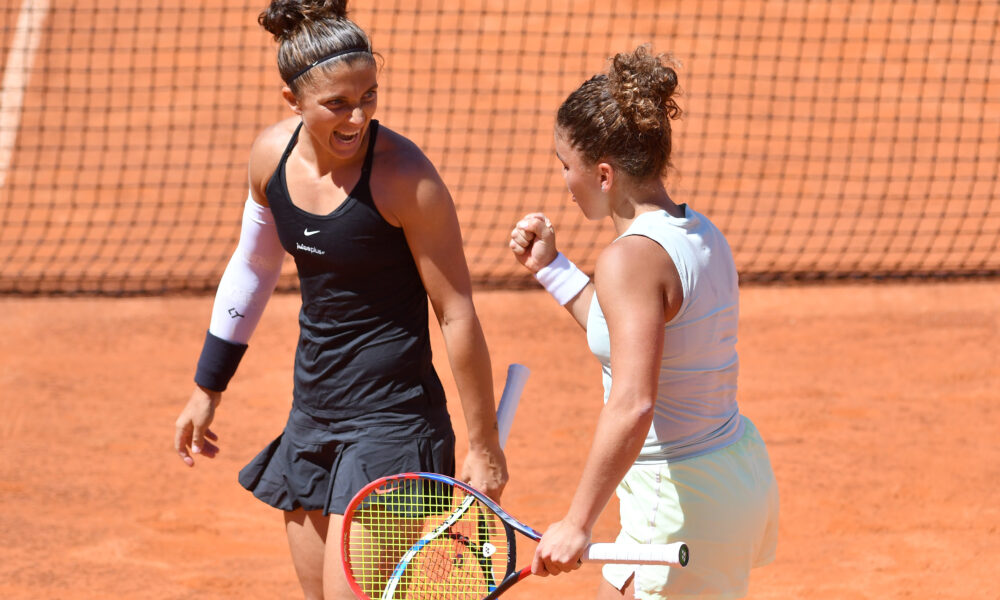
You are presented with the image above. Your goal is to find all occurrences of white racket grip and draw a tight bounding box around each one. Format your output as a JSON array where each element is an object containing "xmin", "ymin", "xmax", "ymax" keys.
[
  {"xmin": 583, "ymin": 542, "xmax": 690, "ymax": 567},
  {"xmin": 496, "ymin": 363, "xmax": 530, "ymax": 448}
]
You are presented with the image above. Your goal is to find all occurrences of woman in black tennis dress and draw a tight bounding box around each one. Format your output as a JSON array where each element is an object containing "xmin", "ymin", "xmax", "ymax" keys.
[{"xmin": 173, "ymin": 1, "xmax": 507, "ymax": 598}]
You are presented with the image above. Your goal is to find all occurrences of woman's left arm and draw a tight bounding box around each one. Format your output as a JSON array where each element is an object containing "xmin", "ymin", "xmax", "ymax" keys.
[
  {"xmin": 531, "ymin": 235, "xmax": 679, "ymax": 576},
  {"xmin": 385, "ymin": 147, "xmax": 508, "ymax": 501}
]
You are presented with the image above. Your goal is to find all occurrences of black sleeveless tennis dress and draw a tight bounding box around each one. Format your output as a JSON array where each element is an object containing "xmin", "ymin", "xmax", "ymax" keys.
[{"xmin": 238, "ymin": 120, "xmax": 456, "ymax": 515}]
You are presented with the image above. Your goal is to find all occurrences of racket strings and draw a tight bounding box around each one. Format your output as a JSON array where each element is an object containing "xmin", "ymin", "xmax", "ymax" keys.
[{"xmin": 345, "ymin": 476, "xmax": 510, "ymax": 600}]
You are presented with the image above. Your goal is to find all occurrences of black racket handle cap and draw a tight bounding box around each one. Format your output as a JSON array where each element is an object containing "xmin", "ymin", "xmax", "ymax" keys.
[{"xmin": 679, "ymin": 543, "xmax": 690, "ymax": 567}]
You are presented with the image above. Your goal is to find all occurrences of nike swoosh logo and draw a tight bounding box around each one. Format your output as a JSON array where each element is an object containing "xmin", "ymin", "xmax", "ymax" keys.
[{"xmin": 304, "ymin": 229, "xmax": 320, "ymax": 236}]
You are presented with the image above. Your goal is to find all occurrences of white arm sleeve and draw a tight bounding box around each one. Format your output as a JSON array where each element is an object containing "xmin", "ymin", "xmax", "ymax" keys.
[{"xmin": 207, "ymin": 193, "xmax": 285, "ymax": 344}]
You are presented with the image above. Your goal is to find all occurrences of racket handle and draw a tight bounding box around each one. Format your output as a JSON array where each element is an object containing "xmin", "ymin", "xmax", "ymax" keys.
[
  {"xmin": 497, "ymin": 363, "xmax": 530, "ymax": 448},
  {"xmin": 582, "ymin": 542, "xmax": 690, "ymax": 567}
]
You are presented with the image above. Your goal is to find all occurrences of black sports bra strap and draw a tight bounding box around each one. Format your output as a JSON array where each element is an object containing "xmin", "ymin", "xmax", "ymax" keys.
[
  {"xmin": 281, "ymin": 121, "xmax": 304, "ymax": 162},
  {"xmin": 361, "ymin": 120, "xmax": 379, "ymax": 175}
]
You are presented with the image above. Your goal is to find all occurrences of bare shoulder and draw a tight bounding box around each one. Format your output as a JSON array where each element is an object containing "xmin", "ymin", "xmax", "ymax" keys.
[
  {"xmin": 372, "ymin": 124, "xmax": 439, "ymax": 183},
  {"xmin": 596, "ymin": 234, "xmax": 682, "ymax": 319},
  {"xmin": 247, "ymin": 117, "xmax": 300, "ymax": 205},
  {"xmin": 370, "ymin": 124, "xmax": 450, "ymax": 222},
  {"xmin": 596, "ymin": 236, "xmax": 662, "ymax": 276}
]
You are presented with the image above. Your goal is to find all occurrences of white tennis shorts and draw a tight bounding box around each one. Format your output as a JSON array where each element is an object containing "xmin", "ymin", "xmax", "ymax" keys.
[{"xmin": 603, "ymin": 416, "xmax": 779, "ymax": 599}]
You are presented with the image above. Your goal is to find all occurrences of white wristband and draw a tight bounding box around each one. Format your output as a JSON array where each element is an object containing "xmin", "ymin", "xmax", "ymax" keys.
[{"xmin": 535, "ymin": 252, "xmax": 590, "ymax": 305}]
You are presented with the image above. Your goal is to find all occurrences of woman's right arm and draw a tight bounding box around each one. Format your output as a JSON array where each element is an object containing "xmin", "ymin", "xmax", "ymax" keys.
[
  {"xmin": 174, "ymin": 127, "xmax": 288, "ymax": 467},
  {"xmin": 509, "ymin": 213, "xmax": 593, "ymax": 329}
]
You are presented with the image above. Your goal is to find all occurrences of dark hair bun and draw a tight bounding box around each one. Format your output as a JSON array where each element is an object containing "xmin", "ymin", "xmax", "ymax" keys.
[
  {"xmin": 607, "ymin": 45, "xmax": 682, "ymax": 135},
  {"xmin": 259, "ymin": 0, "xmax": 349, "ymax": 41}
]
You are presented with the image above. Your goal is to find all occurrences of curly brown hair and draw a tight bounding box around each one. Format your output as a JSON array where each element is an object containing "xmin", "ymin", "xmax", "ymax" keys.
[{"xmin": 556, "ymin": 45, "xmax": 682, "ymax": 180}]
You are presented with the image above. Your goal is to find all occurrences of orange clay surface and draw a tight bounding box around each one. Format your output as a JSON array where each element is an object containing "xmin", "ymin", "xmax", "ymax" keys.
[{"xmin": 0, "ymin": 282, "xmax": 998, "ymax": 599}]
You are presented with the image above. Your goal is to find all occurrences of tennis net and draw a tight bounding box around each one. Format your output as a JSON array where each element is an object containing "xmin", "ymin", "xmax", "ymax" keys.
[{"xmin": 2, "ymin": 0, "xmax": 997, "ymax": 294}]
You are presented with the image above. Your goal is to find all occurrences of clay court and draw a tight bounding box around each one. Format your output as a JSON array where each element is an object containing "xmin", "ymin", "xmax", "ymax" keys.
[
  {"xmin": 0, "ymin": 282, "xmax": 998, "ymax": 598},
  {"xmin": 2, "ymin": 0, "xmax": 999, "ymax": 598}
]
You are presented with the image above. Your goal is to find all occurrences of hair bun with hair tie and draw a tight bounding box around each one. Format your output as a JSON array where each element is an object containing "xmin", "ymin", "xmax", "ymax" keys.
[
  {"xmin": 259, "ymin": 0, "xmax": 350, "ymax": 41},
  {"xmin": 607, "ymin": 45, "xmax": 682, "ymax": 135}
]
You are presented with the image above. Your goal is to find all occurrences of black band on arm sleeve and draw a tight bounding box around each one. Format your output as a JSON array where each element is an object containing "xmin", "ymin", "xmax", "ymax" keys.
[{"xmin": 194, "ymin": 330, "xmax": 248, "ymax": 392}]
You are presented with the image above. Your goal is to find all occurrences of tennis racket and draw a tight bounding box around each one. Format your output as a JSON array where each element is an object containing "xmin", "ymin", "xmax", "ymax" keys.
[
  {"xmin": 340, "ymin": 362, "xmax": 532, "ymax": 599},
  {"xmin": 341, "ymin": 471, "xmax": 689, "ymax": 600}
]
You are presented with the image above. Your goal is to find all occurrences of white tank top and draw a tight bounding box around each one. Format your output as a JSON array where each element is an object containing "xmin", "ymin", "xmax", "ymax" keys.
[{"xmin": 586, "ymin": 206, "xmax": 744, "ymax": 462}]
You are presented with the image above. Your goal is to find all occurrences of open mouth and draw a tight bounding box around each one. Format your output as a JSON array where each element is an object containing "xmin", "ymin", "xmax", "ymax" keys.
[{"xmin": 333, "ymin": 130, "xmax": 360, "ymax": 144}]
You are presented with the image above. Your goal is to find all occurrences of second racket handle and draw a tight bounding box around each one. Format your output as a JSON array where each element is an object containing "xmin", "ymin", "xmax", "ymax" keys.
[
  {"xmin": 582, "ymin": 542, "xmax": 690, "ymax": 567},
  {"xmin": 496, "ymin": 363, "xmax": 529, "ymax": 448}
]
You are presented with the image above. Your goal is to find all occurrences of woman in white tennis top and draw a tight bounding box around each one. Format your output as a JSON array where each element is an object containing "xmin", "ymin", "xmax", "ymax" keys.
[{"xmin": 510, "ymin": 45, "xmax": 779, "ymax": 599}]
